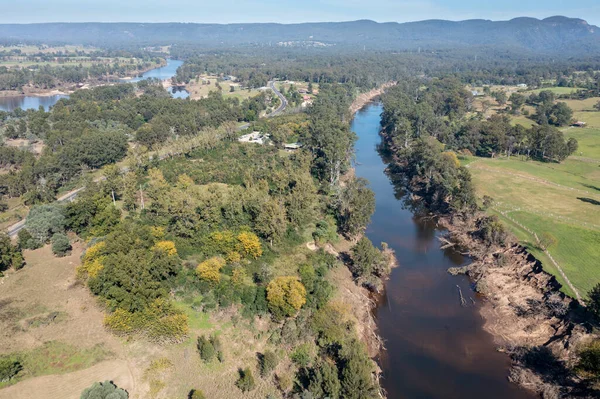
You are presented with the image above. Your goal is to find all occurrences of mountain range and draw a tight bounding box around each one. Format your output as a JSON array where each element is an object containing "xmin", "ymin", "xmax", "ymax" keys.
[{"xmin": 0, "ymin": 16, "xmax": 598, "ymax": 55}]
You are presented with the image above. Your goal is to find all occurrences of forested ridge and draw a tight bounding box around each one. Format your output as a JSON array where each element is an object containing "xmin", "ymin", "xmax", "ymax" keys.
[{"xmin": 0, "ymin": 17, "xmax": 598, "ymax": 54}]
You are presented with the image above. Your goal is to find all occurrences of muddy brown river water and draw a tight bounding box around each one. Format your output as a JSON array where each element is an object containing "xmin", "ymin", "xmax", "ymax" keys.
[{"xmin": 352, "ymin": 103, "xmax": 535, "ymax": 399}]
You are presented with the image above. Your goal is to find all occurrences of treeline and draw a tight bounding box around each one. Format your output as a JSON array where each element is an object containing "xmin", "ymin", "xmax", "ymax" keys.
[
  {"xmin": 0, "ymin": 81, "xmax": 270, "ymax": 202},
  {"xmin": 170, "ymin": 46, "xmax": 600, "ymax": 93},
  {"xmin": 381, "ymin": 79, "xmax": 578, "ymax": 163},
  {"xmin": 0, "ymin": 55, "xmax": 162, "ymax": 91}
]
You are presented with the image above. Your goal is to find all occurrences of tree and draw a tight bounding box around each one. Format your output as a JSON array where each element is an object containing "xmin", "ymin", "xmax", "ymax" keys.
[
  {"xmin": 509, "ymin": 93, "xmax": 525, "ymax": 114},
  {"xmin": 339, "ymin": 340, "xmax": 378, "ymax": 399},
  {"xmin": 196, "ymin": 257, "xmax": 226, "ymax": 283},
  {"xmin": 337, "ymin": 177, "xmax": 375, "ymax": 237},
  {"xmin": 492, "ymin": 90, "xmax": 507, "ymax": 106},
  {"xmin": 308, "ymin": 361, "xmax": 341, "ymax": 399},
  {"xmin": 539, "ymin": 232, "xmax": 558, "ymax": 250},
  {"xmin": 236, "ymin": 367, "xmax": 256, "ymax": 392},
  {"xmin": 594, "ymin": 100, "xmax": 600, "ymax": 111},
  {"xmin": 0, "ymin": 356, "xmax": 22, "ymax": 382},
  {"xmin": 266, "ymin": 276, "xmax": 307, "ymax": 318},
  {"xmin": 51, "ymin": 232, "xmax": 71, "ymax": 257},
  {"xmin": 17, "ymin": 228, "xmax": 39, "ymax": 250},
  {"xmin": 587, "ymin": 283, "xmax": 600, "ymax": 319},
  {"xmin": 0, "ymin": 233, "xmax": 24, "ymax": 272},
  {"xmin": 259, "ymin": 350, "xmax": 278, "ymax": 377},
  {"xmin": 255, "ymin": 199, "xmax": 287, "ymax": 245},
  {"xmin": 26, "ymin": 204, "xmax": 65, "ymax": 243},
  {"xmin": 549, "ymin": 102, "xmax": 573, "ymax": 126},
  {"xmin": 80, "ymin": 381, "xmax": 128, "ymax": 399},
  {"xmin": 350, "ymin": 236, "xmax": 381, "ymax": 278},
  {"xmin": 576, "ymin": 340, "xmax": 600, "ymax": 377},
  {"xmin": 197, "ymin": 335, "xmax": 216, "ymax": 362}
]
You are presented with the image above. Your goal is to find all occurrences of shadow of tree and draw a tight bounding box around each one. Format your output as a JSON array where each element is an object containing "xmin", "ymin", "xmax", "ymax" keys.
[
  {"xmin": 511, "ymin": 345, "xmax": 600, "ymax": 397},
  {"xmin": 577, "ymin": 197, "xmax": 600, "ymax": 206}
]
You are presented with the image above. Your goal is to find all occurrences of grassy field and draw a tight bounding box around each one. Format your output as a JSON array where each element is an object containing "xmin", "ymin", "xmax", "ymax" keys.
[
  {"xmin": 184, "ymin": 75, "xmax": 263, "ymax": 100},
  {"xmin": 465, "ymin": 95, "xmax": 600, "ymax": 299}
]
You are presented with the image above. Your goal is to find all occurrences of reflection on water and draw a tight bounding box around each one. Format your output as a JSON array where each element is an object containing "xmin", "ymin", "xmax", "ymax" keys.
[
  {"xmin": 123, "ymin": 59, "xmax": 184, "ymax": 83},
  {"xmin": 0, "ymin": 94, "xmax": 69, "ymax": 112},
  {"xmin": 170, "ymin": 86, "xmax": 190, "ymax": 99},
  {"xmin": 352, "ymin": 103, "xmax": 534, "ymax": 399},
  {"xmin": 0, "ymin": 60, "xmax": 188, "ymax": 112}
]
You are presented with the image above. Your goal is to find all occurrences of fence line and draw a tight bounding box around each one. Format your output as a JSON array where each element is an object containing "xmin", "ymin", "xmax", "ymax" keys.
[{"xmin": 496, "ymin": 207, "xmax": 584, "ymax": 303}]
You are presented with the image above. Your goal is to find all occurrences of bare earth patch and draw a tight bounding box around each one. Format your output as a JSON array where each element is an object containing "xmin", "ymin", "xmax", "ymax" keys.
[{"xmin": 0, "ymin": 360, "xmax": 134, "ymax": 399}]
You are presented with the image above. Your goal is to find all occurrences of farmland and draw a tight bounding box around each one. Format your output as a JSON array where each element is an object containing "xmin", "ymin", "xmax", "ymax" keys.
[{"xmin": 465, "ymin": 92, "xmax": 600, "ymax": 299}]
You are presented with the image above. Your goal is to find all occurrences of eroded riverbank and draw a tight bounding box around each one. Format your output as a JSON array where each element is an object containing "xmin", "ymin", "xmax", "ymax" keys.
[{"xmin": 352, "ymin": 102, "xmax": 537, "ymax": 399}]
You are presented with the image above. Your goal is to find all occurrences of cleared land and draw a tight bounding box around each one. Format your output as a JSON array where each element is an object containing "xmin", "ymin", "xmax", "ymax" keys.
[
  {"xmin": 183, "ymin": 75, "xmax": 263, "ymax": 100},
  {"xmin": 0, "ymin": 235, "xmax": 365, "ymax": 398},
  {"xmin": 464, "ymin": 93, "xmax": 600, "ymax": 298}
]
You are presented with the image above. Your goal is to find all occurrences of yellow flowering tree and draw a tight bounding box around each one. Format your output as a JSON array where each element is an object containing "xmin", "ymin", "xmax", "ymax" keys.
[
  {"xmin": 266, "ymin": 276, "xmax": 307, "ymax": 318},
  {"xmin": 152, "ymin": 240, "xmax": 178, "ymax": 257},
  {"xmin": 196, "ymin": 257, "xmax": 226, "ymax": 283},
  {"xmin": 237, "ymin": 232, "xmax": 263, "ymax": 259},
  {"xmin": 77, "ymin": 241, "xmax": 106, "ymax": 279}
]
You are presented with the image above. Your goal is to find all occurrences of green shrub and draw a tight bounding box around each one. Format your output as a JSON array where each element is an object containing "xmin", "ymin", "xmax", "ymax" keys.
[
  {"xmin": 291, "ymin": 343, "xmax": 313, "ymax": 368},
  {"xmin": 25, "ymin": 204, "xmax": 65, "ymax": 243},
  {"xmin": 236, "ymin": 367, "xmax": 256, "ymax": 392},
  {"xmin": 17, "ymin": 229, "xmax": 39, "ymax": 250},
  {"xmin": 197, "ymin": 336, "xmax": 215, "ymax": 362},
  {"xmin": 51, "ymin": 233, "xmax": 71, "ymax": 257},
  {"xmin": 0, "ymin": 356, "xmax": 22, "ymax": 382},
  {"xmin": 189, "ymin": 389, "xmax": 206, "ymax": 399},
  {"xmin": 259, "ymin": 350, "xmax": 278, "ymax": 377},
  {"xmin": 80, "ymin": 380, "xmax": 128, "ymax": 399},
  {"xmin": 577, "ymin": 340, "xmax": 600, "ymax": 377}
]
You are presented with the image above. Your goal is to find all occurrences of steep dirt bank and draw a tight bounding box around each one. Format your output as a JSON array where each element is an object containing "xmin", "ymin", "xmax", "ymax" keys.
[
  {"xmin": 350, "ymin": 82, "xmax": 397, "ymax": 114},
  {"xmin": 441, "ymin": 215, "xmax": 599, "ymax": 398}
]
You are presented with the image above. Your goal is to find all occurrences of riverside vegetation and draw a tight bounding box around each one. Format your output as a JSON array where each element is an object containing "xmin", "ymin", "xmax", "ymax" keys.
[
  {"xmin": 1, "ymin": 33, "xmax": 600, "ymax": 398},
  {"xmin": 0, "ymin": 80, "xmax": 390, "ymax": 398},
  {"xmin": 380, "ymin": 79, "xmax": 600, "ymax": 397}
]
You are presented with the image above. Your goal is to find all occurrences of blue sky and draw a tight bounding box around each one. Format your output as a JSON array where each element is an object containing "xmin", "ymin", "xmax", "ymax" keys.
[{"xmin": 1, "ymin": 0, "xmax": 599, "ymax": 25}]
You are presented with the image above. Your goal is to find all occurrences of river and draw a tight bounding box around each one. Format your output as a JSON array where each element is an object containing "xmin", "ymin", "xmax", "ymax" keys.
[
  {"xmin": 0, "ymin": 59, "xmax": 188, "ymax": 112},
  {"xmin": 352, "ymin": 103, "xmax": 535, "ymax": 399}
]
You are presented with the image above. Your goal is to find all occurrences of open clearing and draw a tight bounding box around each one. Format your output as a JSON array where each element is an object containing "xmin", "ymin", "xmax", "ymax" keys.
[
  {"xmin": 1, "ymin": 237, "xmax": 362, "ymax": 398},
  {"xmin": 465, "ymin": 95, "xmax": 600, "ymax": 299},
  {"xmin": 183, "ymin": 75, "xmax": 263, "ymax": 101}
]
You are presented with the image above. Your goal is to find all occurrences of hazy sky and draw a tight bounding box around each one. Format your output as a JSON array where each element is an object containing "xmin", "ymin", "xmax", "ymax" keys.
[{"xmin": 1, "ymin": 0, "xmax": 599, "ymax": 25}]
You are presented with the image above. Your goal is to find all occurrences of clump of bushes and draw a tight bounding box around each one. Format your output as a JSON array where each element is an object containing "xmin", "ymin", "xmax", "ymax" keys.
[
  {"xmin": 80, "ymin": 380, "xmax": 128, "ymax": 399},
  {"xmin": 188, "ymin": 389, "xmax": 206, "ymax": 399},
  {"xmin": 236, "ymin": 367, "xmax": 256, "ymax": 392},
  {"xmin": 259, "ymin": 350, "xmax": 278, "ymax": 377},
  {"xmin": 475, "ymin": 215, "xmax": 510, "ymax": 246},
  {"xmin": 576, "ymin": 340, "xmax": 600, "ymax": 377},
  {"xmin": 51, "ymin": 233, "xmax": 71, "ymax": 257},
  {"xmin": 0, "ymin": 233, "xmax": 24, "ymax": 273},
  {"xmin": 197, "ymin": 334, "xmax": 224, "ymax": 363},
  {"xmin": 0, "ymin": 356, "xmax": 22, "ymax": 382}
]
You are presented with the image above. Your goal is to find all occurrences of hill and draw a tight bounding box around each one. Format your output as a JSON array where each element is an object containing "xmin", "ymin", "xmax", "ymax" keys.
[{"xmin": 0, "ymin": 16, "xmax": 598, "ymax": 54}]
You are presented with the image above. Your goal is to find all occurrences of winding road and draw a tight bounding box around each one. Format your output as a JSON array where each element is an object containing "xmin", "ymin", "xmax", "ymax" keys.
[{"xmin": 267, "ymin": 80, "xmax": 287, "ymax": 117}]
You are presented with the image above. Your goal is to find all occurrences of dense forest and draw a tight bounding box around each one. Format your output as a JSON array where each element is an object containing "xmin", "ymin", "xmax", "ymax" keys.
[
  {"xmin": 0, "ymin": 80, "xmax": 270, "ymax": 201},
  {"xmin": 0, "ymin": 17, "xmax": 599, "ymax": 54}
]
